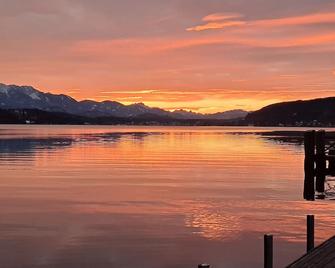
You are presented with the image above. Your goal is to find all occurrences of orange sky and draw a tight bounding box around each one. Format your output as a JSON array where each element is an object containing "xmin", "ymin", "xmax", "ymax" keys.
[{"xmin": 0, "ymin": 0, "xmax": 335, "ymax": 112}]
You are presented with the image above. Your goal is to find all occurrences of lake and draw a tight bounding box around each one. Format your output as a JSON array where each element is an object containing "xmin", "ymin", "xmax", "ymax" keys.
[{"xmin": 0, "ymin": 125, "xmax": 334, "ymax": 268}]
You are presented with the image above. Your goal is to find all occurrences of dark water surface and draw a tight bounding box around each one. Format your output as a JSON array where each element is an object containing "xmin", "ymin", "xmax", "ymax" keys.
[{"xmin": 0, "ymin": 125, "xmax": 334, "ymax": 268}]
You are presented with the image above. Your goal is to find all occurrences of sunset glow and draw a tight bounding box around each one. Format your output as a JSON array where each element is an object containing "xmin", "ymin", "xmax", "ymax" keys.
[{"xmin": 1, "ymin": 1, "xmax": 335, "ymax": 112}]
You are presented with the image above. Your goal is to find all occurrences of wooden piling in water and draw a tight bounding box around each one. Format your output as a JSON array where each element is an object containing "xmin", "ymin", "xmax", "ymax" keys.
[
  {"xmin": 328, "ymin": 149, "xmax": 335, "ymax": 175},
  {"xmin": 286, "ymin": 216, "xmax": 335, "ymax": 267},
  {"xmin": 264, "ymin": 234, "xmax": 273, "ymax": 268},
  {"xmin": 315, "ymin": 130, "xmax": 326, "ymax": 194},
  {"xmin": 304, "ymin": 131, "xmax": 315, "ymax": 201},
  {"xmin": 307, "ymin": 215, "xmax": 315, "ymax": 253}
]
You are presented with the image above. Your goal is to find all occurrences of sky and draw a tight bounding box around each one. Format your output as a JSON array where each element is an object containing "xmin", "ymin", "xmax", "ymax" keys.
[{"xmin": 0, "ymin": 0, "xmax": 335, "ymax": 113}]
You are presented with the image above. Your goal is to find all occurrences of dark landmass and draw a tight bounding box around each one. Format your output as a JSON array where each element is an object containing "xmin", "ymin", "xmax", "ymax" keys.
[
  {"xmin": 246, "ymin": 97, "xmax": 335, "ymax": 127},
  {"xmin": 0, "ymin": 108, "xmax": 247, "ymax": 126}
]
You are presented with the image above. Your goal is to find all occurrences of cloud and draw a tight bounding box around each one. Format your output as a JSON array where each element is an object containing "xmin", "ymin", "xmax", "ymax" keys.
[
  {"xmin": 166, "ymin": 33, "xmax": 335, "ymax": 51},
  {"xmin": 186, "ymin": 21, "xmax": 246, "ymax": 32},
  {"xmin": 70, "ymin": 30, "xmax": 335, "ymax": 62},
  {"xmin": 202, "ymin": 13, "xmax": 243, "ymax": 22},
  {"xmin": 253, "ymin": 12, "xmax": 335, "ymax": 28},
  {"xmin": 187, "ymin": 12, "xmax": 245, "ymax": 32},
  {"xmin": 187, "ymin": 11, "xmax": 335, "ymax": 32}
]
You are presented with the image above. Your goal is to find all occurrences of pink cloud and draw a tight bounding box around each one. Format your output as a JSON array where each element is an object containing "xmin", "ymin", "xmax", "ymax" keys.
[
  {"xmin": 254, "ymin": 12, "xmax": 335, "ymax": 27},
  {"xmin": 202, "ymin": 13, "xmax": 243, "ymax": 22},
  {"xmin": 187, "ymin": 12, "xmax": 335, "ymax": 32},
  {"xmin": 186, "ymin": 21, "xmax": 246, "ymax": 32}
]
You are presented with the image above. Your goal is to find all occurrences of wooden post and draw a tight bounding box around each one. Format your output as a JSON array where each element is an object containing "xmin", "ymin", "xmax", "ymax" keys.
[
  {"xmin": 198, "ymin": 264, "xmax": 210, "ymax": 268},
  {"xmin": 328, "ymin": 149, "xmax": 335, "ymax": 175},
  {"xmin": 315, "ymin": 130, "xmax": 326, "ymax": 194},
  {"xmin": 307, "ymin": 215, "xmax": 315, "ymax": 253},
  {"xmin": 264, "ymin": 234, "xmax": 273, "ymax": 268},
  {"xmin": 304, "ymin": 131, "xmax": 316, "ymax": 201}
]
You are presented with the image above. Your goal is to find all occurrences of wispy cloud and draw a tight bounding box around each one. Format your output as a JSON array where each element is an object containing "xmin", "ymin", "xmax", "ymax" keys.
[
  {"xmin": 186, "ymin": 21, "xmax": 246, "ymax": 32},
  {"xmin": 253, "ymin": 12, "xmax": 335, "ymax": 27},
  {"xmin": 100, "ymin": 90, "xmax": 158, "ymax": 94},
  {"xmin": 187, "ymin": 12, "xmax": 245, "ymax": 32},
  {"xmin": 187, "ymin": 11, "xmax": 335, "ymax": 32},
  {"xmin": 71, "ymin": 30, "xmax": 335, "ymax": 58},
  {"xmin": 202, "ymin": 13, "xmax": 243, "ymax": 22}
]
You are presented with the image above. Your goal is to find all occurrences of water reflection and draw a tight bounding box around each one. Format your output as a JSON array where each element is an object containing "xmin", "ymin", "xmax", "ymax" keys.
[
  {"xmin": 0, "ymin": 132, "xmax": 160, "ymax": 164},
  {"xmin": 0, "ymin": 138, "xmax": 73, "ymax": 162},
  {"xmin": 0, "ymin": 126, "xmax": 334, "ymax": 268},
  {"xmin": 185, "ymin": 203, "xmax": 241, "ymax": 240}
]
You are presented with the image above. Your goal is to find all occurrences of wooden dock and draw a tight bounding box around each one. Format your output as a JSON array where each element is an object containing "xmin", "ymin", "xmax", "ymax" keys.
[
  {"xmin": 287, "ymin": 236, "xmax": 335, "ymax": 268},
  {"xmin": 201, "ymin": 131, "xmax": 335, "ymax": 268},
  {"xmin": 200, "ymin": 215, "xmax": 335, "ymax": 268},
  {"xmin": 304, "ymin": 130, "xmax": 335, "ymax": 200}
]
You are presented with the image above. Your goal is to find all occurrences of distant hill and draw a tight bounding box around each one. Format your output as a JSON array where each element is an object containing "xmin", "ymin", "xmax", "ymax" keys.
[
  {"xmin": 246, "ymin": 97, "xmax": 335, "ymax": 127},
  {"xmin": 0, "ymin": 108, "xmax": 247, "ymax": 126},
  {"xmin": 0, "ymin": 83, "xmax": 247, "ymax": 120}
]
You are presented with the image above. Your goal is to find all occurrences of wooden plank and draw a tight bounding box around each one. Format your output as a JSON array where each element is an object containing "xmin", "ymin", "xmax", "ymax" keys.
[{"xmin": 287, "ymin": 236, "xmax": 335, "ymax": 268}]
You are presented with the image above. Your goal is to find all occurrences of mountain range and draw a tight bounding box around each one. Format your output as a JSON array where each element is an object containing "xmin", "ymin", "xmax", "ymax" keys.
[
  {"xmin": 2, "ymin": 83, "xmax": 335, "ymax": 127},
  {"xmin": 0, "ymin": 83, "xmax": 248, "ymax": 120}
]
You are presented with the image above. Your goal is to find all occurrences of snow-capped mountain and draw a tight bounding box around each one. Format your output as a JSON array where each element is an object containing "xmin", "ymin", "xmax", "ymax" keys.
[
  {"xmin": 0, "ymin": 83, "xmax": 248, "ymax": 119},
  {"xmin": 0, "ymin": 84, "xmax": 79, "ymax": 113},
  {"xmin": 0, "ymin": 83, "xmax": 169, "ymax": 118}
]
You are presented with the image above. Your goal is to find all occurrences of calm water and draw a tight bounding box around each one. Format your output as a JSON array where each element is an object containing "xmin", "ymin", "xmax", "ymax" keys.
[{"xmin": 0, "ymin": 125, "xmax": 335, "ymax": 268}]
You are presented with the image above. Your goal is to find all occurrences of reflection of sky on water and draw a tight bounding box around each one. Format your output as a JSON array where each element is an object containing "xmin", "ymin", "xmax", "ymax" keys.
[
  {"xmin": 0, "ymin": 138, "xmax": 73, "ymax": 162},
  {"xmin": 0, "ymin": 125, "xmax": 335, "ymax": 267},
  {"xmin": 185, "ymin": 203, "xmax": 241, "ymax": 241},
  {"xmin": 0, "ymin": 132, "xmax": 158, "ymax": 164}
]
